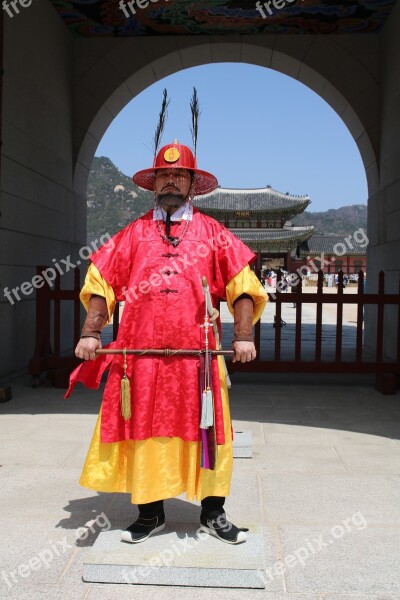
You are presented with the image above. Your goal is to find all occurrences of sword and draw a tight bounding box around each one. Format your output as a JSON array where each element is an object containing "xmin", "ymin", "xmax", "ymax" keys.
[
  {"xmin": 95, "ymin": 349, "xmax": 234, "ymax": 356},
  {"xmin": 201, "ymin": 276, "xmax": 232, "ymax": 388}
]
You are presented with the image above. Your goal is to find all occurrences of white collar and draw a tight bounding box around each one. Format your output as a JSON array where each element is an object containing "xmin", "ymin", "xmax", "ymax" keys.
[{"xmin": 153, "ymin": 202, "xmax": 193, "ymax": 222}]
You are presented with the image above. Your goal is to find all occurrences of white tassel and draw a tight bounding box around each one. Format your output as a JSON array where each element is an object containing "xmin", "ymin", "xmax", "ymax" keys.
[
  {"xmin": 205, "ymin": 389, "xmax": 214, "ymax": 427},
  {"xmin": 200, "ymin": 390, "xmax": 208, "ymax": 429},
  {"xmin": 200, "ymin": 388, "xmax": 214, "ymax": 429}
]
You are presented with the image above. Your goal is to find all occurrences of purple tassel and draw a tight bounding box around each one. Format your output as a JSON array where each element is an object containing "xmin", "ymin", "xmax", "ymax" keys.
[
  {"xmin": 206, "ymin": 354, "xmax": 216, "ymax": 469},
  {"xmin": 199, "ymin": 354, "xmax": 214, "ymax": 469},
  {"xmin": 201, "ymin": 428, "xmax": 210, "ymax": 468}
]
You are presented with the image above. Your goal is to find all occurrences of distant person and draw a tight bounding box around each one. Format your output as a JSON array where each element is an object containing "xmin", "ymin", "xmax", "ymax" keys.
[{"xmin": 285, "ymin": 273, "xmax": 296, "ymax": 307}]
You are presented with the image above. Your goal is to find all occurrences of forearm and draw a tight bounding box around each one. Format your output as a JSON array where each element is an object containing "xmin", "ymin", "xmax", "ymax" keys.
[
  {"xmin": 81, "ymin": 295, "xmax": 108, "ymax": 340},
  {"xmin": 80, "ymin": 263, "xmax": 116, "ymax": 325},
  {"xmin": 232, "ymin": 294, "xmax": 254, "ymax": 343}
]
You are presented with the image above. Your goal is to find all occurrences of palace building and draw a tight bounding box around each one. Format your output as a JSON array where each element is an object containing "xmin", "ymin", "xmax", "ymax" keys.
[{"xmin": 194, "ymin": 186, "xmax": 367, "ymax": 275}]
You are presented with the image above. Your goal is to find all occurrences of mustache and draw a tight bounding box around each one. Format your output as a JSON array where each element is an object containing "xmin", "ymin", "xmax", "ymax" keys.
[{"xmin": 161, "ymin": 183, "xmax": 180, "ymax": 192}]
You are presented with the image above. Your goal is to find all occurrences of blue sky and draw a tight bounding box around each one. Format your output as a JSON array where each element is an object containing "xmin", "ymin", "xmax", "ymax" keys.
[{"xmin": 95, "ymin": 63, "xmax": 367, "ymax": 212}]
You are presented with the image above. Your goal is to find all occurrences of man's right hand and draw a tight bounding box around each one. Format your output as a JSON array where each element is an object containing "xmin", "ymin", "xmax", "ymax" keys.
[{"xmin": 75, "ymin": 337, "xmax": 102, "ymax": 361}]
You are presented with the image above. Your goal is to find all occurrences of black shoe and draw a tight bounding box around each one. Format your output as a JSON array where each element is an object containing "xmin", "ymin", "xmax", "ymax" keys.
[
  {"xmin": 121, "ymin": 514, "xmax": 165, "ymax": 543},
  {"xmin": 199, "ymin": 511, "xmax": 248, "ymax": 544}
]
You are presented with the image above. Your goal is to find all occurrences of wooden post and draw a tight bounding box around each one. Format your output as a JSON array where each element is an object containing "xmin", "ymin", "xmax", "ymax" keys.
[
  {"xmin": 356, "ymin": 271, "xmax": 364, "ymax": 362},
  {"xmin": 315, "ymin": 270, "xmax": 323, "ymax": 362},
  {"xmin": 294, "ymin": 272, "xmax": 302, "ymax": 361},
  {"xmin": 274, "ymin": 270, "xmax": 282, "ymax": 360},
  {"xmin": 376, "ymin": 271, "xmax": 385, "ymax": 362},
  {"xmin": 335, "ymin": 270, "xmax": 344, "ymax": 362}
]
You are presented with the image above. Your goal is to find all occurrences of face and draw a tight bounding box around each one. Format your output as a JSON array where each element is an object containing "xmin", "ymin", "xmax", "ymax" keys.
[{"xmin": 154, "ymin": 168, "xmax": 193, "ymax": 211}]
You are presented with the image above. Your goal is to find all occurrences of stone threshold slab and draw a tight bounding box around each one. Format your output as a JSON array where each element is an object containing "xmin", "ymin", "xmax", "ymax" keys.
[
  {"xmin": 83, "ymin": 521, "xmax": 266, "ymax": 588},
  {"xmin": 233, "ymin": 430, "xmax": 252, "ymax": 458}
]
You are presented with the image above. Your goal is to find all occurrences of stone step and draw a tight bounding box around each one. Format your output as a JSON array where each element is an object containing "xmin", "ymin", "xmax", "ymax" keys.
[
  {"xmin": 83, "ymin": 520, "xmax": 267, "ymax": 588},
  {"xmin": 233, "ymin": 429, "xmax": 252, "ymax": 458}
]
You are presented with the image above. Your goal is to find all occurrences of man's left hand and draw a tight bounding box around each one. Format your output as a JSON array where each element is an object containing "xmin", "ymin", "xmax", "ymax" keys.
[{"xmin": 232, "ymin": 341, "xmax": 256, "ymax": 363}]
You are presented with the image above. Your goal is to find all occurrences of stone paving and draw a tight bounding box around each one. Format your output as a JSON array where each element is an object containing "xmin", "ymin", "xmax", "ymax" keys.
[{"xmin": 0, "ymin": 371, "xmax": 399, "ymax": 600}]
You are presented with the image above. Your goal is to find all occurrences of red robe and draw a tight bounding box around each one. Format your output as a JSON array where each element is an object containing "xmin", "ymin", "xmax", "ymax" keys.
[{"xmin": 70, "ymin": 208, "xmax": 255, "ymax": 445}]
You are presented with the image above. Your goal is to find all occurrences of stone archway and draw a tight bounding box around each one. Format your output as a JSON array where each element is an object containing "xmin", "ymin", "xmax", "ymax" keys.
[
  {"xmin": 73, "ymin": 36, "xmax": 380, "ymax": 206},
  {"xmin": 72, "ymin": 35, "xmax": 386, "ymax": 356},
  {"xmin": 3, "ymin": 1, "xmax": 399, "ymax": 379}
]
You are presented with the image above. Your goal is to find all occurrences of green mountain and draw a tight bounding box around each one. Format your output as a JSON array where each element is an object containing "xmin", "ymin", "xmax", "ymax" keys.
[
  {"xmin": 87, "ymin": 156, "xmax": 152, "ymax": 237},
  {"xmin": 87, "ymin": 156, "xmax": 367, "ymax": 237},
  {"xmin": 291, "ymin": 205, "xmax": 367, "ymax": 236}
]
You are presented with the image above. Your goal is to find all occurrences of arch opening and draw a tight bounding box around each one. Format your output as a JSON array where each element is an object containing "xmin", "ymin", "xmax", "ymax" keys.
[{"xmin": 73, "ymin": 40, "xmax": 379, "ymax": 204}]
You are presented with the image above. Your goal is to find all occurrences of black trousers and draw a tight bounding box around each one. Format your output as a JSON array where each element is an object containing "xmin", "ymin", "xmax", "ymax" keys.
[{"xmin": 138, "ymin": 496, "xmax": 225, "ymax": 518}]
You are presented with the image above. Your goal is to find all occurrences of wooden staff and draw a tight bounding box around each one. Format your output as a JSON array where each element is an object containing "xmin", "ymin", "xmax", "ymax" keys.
[{"xmin": 95, "ymin": 349, "xmax": 234, "ymax": 356}]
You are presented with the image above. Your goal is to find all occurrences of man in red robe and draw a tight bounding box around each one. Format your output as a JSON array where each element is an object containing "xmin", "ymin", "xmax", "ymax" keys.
[{"xmin": 72, "ymin": 141, "xmax": 267, "ymax": 545}]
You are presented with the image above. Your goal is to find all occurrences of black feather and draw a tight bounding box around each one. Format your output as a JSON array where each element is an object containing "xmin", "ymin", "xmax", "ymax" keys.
[
  {"xmin": 153, "ymin": 89, "xmax": 169, "ymax": 156},
  {"xmin": 190, "ymin": 87, "xmax": 201, "ymax": 156}
]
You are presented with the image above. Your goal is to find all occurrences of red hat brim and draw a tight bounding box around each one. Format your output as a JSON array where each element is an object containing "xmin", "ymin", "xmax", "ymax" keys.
[{"xmin": 133, "ymin": 166, "xmax": 218, "ymax": 196}]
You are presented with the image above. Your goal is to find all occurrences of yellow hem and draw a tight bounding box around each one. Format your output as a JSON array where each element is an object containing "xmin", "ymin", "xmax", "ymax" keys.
[{"xmin": 79, "ymin": 356, "xmax": 233, "ymax": 504}]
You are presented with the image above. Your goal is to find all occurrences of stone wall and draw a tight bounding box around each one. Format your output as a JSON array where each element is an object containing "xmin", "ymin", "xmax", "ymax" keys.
[
  {"xmin": 365, "ymin": 2, "xmax": 400, "ymax": 359},
  {"xmin": 0, "ymin": 2, "xmax": 80, "ymax": 377}
]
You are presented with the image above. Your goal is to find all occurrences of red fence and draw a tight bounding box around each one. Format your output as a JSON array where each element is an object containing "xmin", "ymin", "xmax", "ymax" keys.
[
  {"xmin": 230, "ymin": 270, "xmax": 400, "ymax": 393},
  {"xmin": 29, "ymin": 268, "xmax": 400, "ymax": 393},
  {"xmin": 28, "ymin": 266, "xmax": 82, "ymax": 387}
]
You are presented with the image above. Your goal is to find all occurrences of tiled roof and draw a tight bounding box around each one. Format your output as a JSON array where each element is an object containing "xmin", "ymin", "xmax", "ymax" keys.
[
  {"xmin": 194, "ymin": 187, "xmax": 310, "ymax": 214},
  {"xmin": 232, "ymin": 227, "xmax": 314, "ymax": 251},
  {"xmin": 232, "ymin": 227, "xmax": 314, "ymax": 241},
  {"xmin": 299, "ymin": 235, "xmax": 367, "ymax": 256}
]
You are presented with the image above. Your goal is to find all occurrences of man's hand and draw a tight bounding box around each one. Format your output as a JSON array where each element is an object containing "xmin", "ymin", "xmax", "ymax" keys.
[
  {"xmin": 76, "ymin": 295, "xmax": 107, "ymax": 360},
  {"xmin": 232, "ymin": 341, "xmax": 256, "ymax": 363},
  {"xmin": 75, "ymin": 337, "xmax": 102, "ymax": 361}
]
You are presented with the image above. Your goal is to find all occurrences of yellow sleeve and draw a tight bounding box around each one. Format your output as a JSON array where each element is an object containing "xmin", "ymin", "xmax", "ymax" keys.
[
  {"xmin": 79, "ymin": 263, "xmax": 116, "ymax": 325},
  {"xmin": 226, "ymin": 265, "xmax": 268, "ymax": 326}
]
